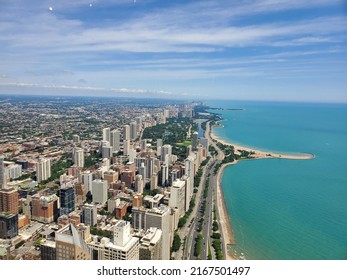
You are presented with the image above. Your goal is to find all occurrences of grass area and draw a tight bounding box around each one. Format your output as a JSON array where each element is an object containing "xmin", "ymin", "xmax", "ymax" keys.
[{"xmin": 176, "ymin": 140, "xmax": 192, "ymax": 147}]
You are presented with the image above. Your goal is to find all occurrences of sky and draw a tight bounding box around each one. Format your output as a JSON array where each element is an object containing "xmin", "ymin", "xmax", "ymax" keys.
[{"xmin": 0, "ymin": 0, "xmax": 346, "ymax": 102}]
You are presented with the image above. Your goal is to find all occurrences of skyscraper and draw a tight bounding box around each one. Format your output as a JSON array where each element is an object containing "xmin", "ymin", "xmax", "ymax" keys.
[
  {"xmin": 82, "ymin": 171, "xmax": 93, "ymax": 193},
  {"xmin": 59, "ymin": 186, "xmax": 75, "ymax": 216},
  {"xmin": 102, "ymin": 127, "xmax": 110, "ymax": 142},
  {"xmin": 130, "ymin": 121, "xmax": 137, "ymax": 140},
  {"xmin": 145, "ymin": 205, "xmax": 171, "ymax": 260},
  {"xmin": 161, "ymin": 144, "xmax": 172, "ymax": 163},
  {"xmin": 110, "ymin": 129, "xmax": 121, "ymax": 152},
  {"xmin": 192, "ymin": 131, "xmax": 199, "ymax": 151},
  {"xmin": 81, "ymin": 204, "xmax": 97, "ymax": 227},
  {"xmin": 72, "ymin": 147, "xmax": 84, "ymax": 168},
  {"xmin": 36, "ymin": 158, "xmax": 51, "ymax": 183},
  {"xmin": 123, "ymin": 125, "xmax": 130, "ymax": 141},
  {"xmin": 123, "ymin": 139, "xmax": 130, "ymax": 157},
  {"xmin": 92, "ymin": 179, "xmax": 108, "ymax": 205},
  {"xmin": 169, "ymin": 179, "xmax": 186, "ymax": 217}
]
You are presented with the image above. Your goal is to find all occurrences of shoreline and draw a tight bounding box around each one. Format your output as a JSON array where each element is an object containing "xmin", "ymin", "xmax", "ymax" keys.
[
  {"xmin": 216, "ymin": 161, "xmax": 237, "ymax": 260},
  {"xmin": 211, "ymin": 129, "xmax": 314, "ymax": 160},
  {"xmin": 210, "ymin": 123, "xmax": 315, "ymax": 260}
]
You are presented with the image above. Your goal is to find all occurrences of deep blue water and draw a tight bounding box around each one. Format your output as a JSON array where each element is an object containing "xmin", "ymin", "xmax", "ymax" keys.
[{"xmin": 207, "ymin": 100, "xmax": 347, "ymax": 260}]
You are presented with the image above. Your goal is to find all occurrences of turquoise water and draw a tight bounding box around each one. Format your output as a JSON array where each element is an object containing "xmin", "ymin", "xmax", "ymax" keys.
[{"xmin": 207, "ymin": 101, "xmax": 347, "ymax": 260}]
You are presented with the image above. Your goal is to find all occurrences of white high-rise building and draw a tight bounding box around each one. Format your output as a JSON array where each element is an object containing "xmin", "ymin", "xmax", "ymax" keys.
[
  {"xmin": 185, "ymin": 155, "xmax": 195, "ymax": 198},
  {"xmin": 145, "ymin": 206, "xmax": 172, "ymax": 260},
  {"xmin": 36, "ymin": 158, "xmax": 51, "ymax": 183},
  {"xmin": 82, "ymin": 171, "xmax": 93, "ymax": 193},
  {"xmin": 72, "ymin": 147, "xmax": 84, "ymax": 168},
  {"xmin": 102, "ymin": 145, "xmax": 112, "ymax": 159},
  {"xmin": 138, "ymin": 163, "xmax": 146, "ymax": 182},
  {"xmin": 123, "ymin": 140, "xmax": 130, "ymax": 157},
  {"xmin": 102, "ymin": 127, "xmax": 111, "ymax": 142},
  {"xmin": 92, "ymin": 179, "xmax": 108, "ymax": 205},
  {"xmin": 135, "ymin": 174, "xmax": 144, "ymax": 194},
  {"xmin": 169, "ymin": 179, "xmax": 186, "ymax": 217},
  {"xmin": 6, "ymin": 164, "xmax": 22, "ymax": 180},
  {"xmin": 156, "ymin": 139, "xmax": 163, "ymax": 156},
  {"xmin": 161, "ymin": 145, "xmax": 172, "ymax": 164},
  {"xmin": 123, "ymin": 125, "xmax": 130, "ymax": 141},
  {"xmin": 110, "ymin": 129, "xmax": 120, "ymax": 152},
  {"xmin": 130, "ymin": 122, "xmax": 137, "ymax": 140},
  {"xmin": 129, "ymin": 149, "xmax": 136, "ymax": 163}
]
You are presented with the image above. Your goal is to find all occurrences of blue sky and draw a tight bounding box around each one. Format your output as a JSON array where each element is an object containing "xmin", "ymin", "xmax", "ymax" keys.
[{"xmin": 0, "ymin": 0, "xmax": 346, "ymax": 102}]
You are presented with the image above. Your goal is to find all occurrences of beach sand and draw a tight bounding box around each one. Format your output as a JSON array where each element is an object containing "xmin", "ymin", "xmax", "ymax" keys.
[
  {"xmin": 216, "ymin": 161, "xmax": 237, "ymax": 260},
  {"xmin": 210, "ymin": 131, "xmax": 314, "ymax": 160}
]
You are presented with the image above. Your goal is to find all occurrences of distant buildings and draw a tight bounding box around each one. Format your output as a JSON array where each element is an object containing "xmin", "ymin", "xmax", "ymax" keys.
[
  {"xmin": 36, "ymin": 158, "xmax": 51, "ymax": 183},
  {"xmin": 72, "ymin": 147, "xmax": 84, "ymax": 168}
]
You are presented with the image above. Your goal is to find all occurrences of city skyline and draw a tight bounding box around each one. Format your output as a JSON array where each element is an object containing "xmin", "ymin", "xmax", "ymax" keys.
[{"xmin": 0, "ymin": 0, "xmax": 346, "ymax": 102}]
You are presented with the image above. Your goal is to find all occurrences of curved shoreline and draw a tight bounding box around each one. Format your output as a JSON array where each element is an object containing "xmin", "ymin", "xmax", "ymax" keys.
[
  {"xmin": 211, "ymin": 130, "xmax": 315, "ymax": 160},
  {"xmin": 210, "ymin": 124, "xmax": 315, "ymax": 260}
]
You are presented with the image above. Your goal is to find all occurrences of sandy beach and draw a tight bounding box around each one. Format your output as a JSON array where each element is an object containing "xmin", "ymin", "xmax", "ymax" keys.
[
  {"xmin": 209, "ymin": 123, "xmax": 314, "ymax": 260},
  {"xmin": 216, "ymin": 161, "xmax": 237, "ymax": 260},
  {"xmin": 210, "ymin": 130, "xmax": 314, "ymax": 160}
]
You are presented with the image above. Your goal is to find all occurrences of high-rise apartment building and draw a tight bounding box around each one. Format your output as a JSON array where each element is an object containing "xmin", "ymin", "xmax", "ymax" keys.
[
  {"xmin": 92, "ymin": 179, "xmax": 108, "ymax": 205},
  {"xmin": 192, "ymin": 131, "xmax": 199, "ymax": 151},
  {"xmin": 132, "ymin": 205, "xmax": 172, "ymax": 260},
  {"xmin": 72, "ymin": 147, "xmax": 84, "ymax": 168},
  {"xmin": 0, "ymin": 188, "xmax": 18, "ymax": 214},
  {"xmin": 6, "ymin": 164, "xmax": 22, "ymax": 180},
  {"xmin": 110, "ymin": 129, "xmax": 121, "ymax": 152},
  {"xmin": 123, "ymin": 140, "xmax": 130, "ymax": 157},
  {"xmin": 36, "ymin": 158, "xmax": 51, "ymax": 183},
  {"xmin": 82, "ymin": 171, "xmax": 93, "ymax": 193},
  {"xmin": 169, "ymin": 179, "xmax": 186, "ymax": 218},
  {"xmin": 102, "ymin": 127, "xmax": 111, "ymax": 142},
  {"xmin": 161, "ymin": 144, "xmax": 172, "ymax": 164},
  {"xmin": 130, "ymin": 121, "xmax": 137, "ymax": 140},
  {"xmin": 123, "ymin": 125, "xmax": 130, "ymax": 141},
  {"xmin": 81, "ymin": 203, "xmax": 97, "ymax": 227}
]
